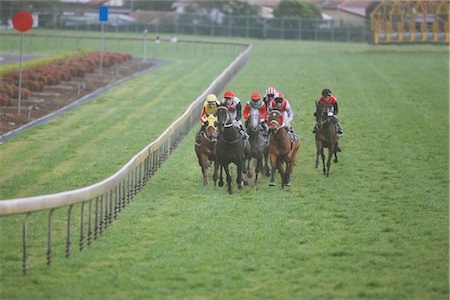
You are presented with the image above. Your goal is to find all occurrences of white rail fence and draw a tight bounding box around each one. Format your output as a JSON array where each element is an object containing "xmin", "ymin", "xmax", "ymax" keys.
[{"xmin": 0, "ymin": 41, "xmax": 252, "ymax": 275}]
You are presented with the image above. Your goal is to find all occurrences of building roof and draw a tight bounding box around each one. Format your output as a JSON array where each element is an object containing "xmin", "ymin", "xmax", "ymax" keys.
[{"xmin": 308, "ymin": 0, "xmax": 372, "ymax": 17}]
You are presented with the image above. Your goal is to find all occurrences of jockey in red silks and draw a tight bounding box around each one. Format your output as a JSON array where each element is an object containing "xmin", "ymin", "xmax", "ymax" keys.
[
  {"xmin": 268, "ymin": 91, "xmax": 297, "ymax": 140},
  {"xmin": 314, "ymin": 88, "xmax": 344, "ymax": 137},
  {"xmin": 263, "ymin": 86, "xmax": 277, "ymax": 111},
  {"xmin": 221, "ymin": 89, "xmax": 248, "ymax": 139},
  {"xmin": 243, "ymin": 92, "xmax": 268, "ymax": 133}
]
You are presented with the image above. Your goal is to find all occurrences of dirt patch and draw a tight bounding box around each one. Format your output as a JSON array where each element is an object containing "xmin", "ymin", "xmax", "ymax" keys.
[{"xmin": 0, "ymin": 59, "xmax": 153, "ymax": 136}]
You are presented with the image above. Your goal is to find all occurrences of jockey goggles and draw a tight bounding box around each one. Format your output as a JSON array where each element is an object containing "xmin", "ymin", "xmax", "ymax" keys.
[
  {"xmin": 275, "ymin": 98, "xmax": 283, "ymax": 103},
  {"xmin": 267, "ymin": 94, "xmax": 275, "ymax": 98}
]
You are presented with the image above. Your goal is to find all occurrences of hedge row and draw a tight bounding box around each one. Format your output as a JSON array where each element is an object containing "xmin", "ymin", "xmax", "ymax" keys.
[{"xmin": 0, "ymin": 52, "xmax": 132, "ymax": 107}]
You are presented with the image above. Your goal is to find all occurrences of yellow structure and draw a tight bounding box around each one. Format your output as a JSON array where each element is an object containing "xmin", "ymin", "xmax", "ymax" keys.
[{"xmin": 370, "ymin": 0, "xmax": 449, "ymax": 44}]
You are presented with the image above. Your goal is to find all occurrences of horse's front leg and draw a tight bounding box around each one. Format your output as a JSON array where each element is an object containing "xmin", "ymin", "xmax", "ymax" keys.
[
  {"xmin": 315, "ymin": 150, "xmax": 320, "ymax": 169},
  {"xmin": 213, "ymin": 159, "xmax": 219, "ymax": 186},
  {"xmin": 223, "ymin": 164, "xmax": 233, "ymax": 194},
  {"xmin": 321, "ymin": 149, "xmax": 326, "ymax": 175},
  {"xmin": 315, "ymin": 140, "xmax": 321, "ymax": 169},
  {"xmin": 218, "ymin": 165, "xmax": 224, "ymax": 187},
  {"xmin": 236, "ymin": 161, "xmax": 244, "ymax": 190},
  {"xmin": 201, "ymin": 155, "xmax": 209, "ymax": 185},
  {"xmin": 284, "ymin": 158, "xmax": 292, "ymax": 187},
  {"xmin": 269, "ymin": 153, "xmax": 277, "ymax": 187},
  {"xmin": 254, "ymin": 156, "xmax": 261, "ymax": 184},
  {"xmin": 264, "ymin": 152, "xmax": 270, "ymax": 177}
]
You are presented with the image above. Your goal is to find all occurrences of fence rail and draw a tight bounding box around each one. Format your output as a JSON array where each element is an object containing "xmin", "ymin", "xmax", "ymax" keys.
[{"xmin": 0, "ymin": 39, "xmax": 252, "ymax": 275}]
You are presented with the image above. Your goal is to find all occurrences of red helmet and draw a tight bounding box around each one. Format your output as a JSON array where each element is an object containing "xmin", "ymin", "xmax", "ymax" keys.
[
  {"xmin": 224, "ymin": 90, "xmax": 235, "ymax": 98},
  {"xmin": 251, "ymin": 92, "xmax": 261, "ymax": 100}
]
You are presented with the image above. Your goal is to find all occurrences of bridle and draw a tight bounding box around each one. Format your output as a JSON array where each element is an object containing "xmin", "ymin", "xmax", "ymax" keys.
[{"xmin": 216, "ymin": 106, "xmax": 242, "ymax": 144}]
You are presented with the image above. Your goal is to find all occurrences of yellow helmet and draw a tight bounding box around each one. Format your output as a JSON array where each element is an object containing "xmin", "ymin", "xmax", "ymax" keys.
[{"xmin": 206, "ymin": 94, "xmax": 218, "ymax": 104}]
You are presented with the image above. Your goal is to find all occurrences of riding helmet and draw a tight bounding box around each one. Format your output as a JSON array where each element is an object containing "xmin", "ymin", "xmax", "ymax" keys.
[
  {"xmin": 265, "ymin": 86, "xmax": 277, "ymax": 97},
  {"xmin": 275, "ymin": 92, "xmax": 284, "ymax": 102},
  {"xmin": 322, "ymin": 89, "xmax": 332, "ymax": 97},
  {"xmin": 224, "ymin": 90, "xmax": 235, "ymax": 98},
  {"xmin": 206, "ymin": 94, "xmax": 218, "ymax": 103},
  {"xmin": 251, "ymin": 92, "xmax": 261, "ymax": 100}
]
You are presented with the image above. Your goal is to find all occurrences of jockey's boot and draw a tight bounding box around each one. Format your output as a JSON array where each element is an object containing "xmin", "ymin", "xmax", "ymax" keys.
[
  {"xmin": 335, "ymin": 122, "xmax": 344, "ymax": 137},
  {"xmin": 240, "ymin": 129, "xmax": 249, "ymax": 140},
  {"xmin": 239, "ymin": 125, "xmax": 249, "ymax": 140},
  {"xmin": 312, "ymin": 124, "xmax": 319, "ymax": 134}
]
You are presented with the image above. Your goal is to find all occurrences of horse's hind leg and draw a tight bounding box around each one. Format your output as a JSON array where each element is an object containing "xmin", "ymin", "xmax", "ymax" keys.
[
  {"xmin": 333, "ymin": 145, "xmax": 338, "ymax": 163},
  {"xmin": 246, "ymin": 158, "xmax": 253, "ymax": 178},
  {"xmin": 326, "ymin": 149, "xmax": 333, "ymax": 177},
  {"xmin": 219, "ymin": 165, "xmax": 224, "ymax": 187}
]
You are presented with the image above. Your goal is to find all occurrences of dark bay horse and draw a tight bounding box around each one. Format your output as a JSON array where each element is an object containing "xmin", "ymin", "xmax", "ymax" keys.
[
  {"xmin": 314, "ymin": 102, "xmax": 339, "ymax": 176},
  {"xmin": 245, "ymin": 110, "xmax": 269, "ymax": 183},
  {"xmin": 267, "ymin": 110, "xmax": 300, "ymax": 188},
  {"xmin": 214, "ymin": 106, "xmax": 249, "ymax": 194},
  {"xmin": 195, "ymin": 114, "xmax": 218, "ymax": 185}
]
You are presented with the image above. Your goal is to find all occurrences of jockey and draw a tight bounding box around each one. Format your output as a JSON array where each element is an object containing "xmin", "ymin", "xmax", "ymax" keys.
[
  {"xmin": 268, "ymin": 92, "xmax": 297, "ymax": 140},
  {"xmin": 313, "ymin": 88, "xmax": 344, "ymax": 136},
  {"xmin": 221, "ymin": 90, "xmax": 248, "ymax": 139},
  {"xmin": 243, "ymin": 92, "xmax": 268, "ymax": 133},
  {"xmin": 263, "ymin": 86, "xmax": 277, "ymax": 110},
  {"xmin": 196, "ymin": 93, "xmax": 219, "ymax": 144}
]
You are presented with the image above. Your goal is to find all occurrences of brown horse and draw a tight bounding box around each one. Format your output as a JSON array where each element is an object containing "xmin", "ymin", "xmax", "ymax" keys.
[
  {"xmin": 195, "ymin": 114, "xmax": 218, "ymax": 185},
  {"xmin": 314, "ymin": 102, "xmax": 339, "ymax": 176},
  {"xmin": 214, "ymin": 106, "xmax": 249, "ymax": 194},
  {"xmin": 267, "ymin": 110, "xmax": 300, "ymax": 188}
]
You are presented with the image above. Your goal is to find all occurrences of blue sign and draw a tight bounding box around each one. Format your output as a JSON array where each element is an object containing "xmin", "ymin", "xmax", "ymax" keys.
[{"xmin": 99, "ymin": 6, "xmax": 108, "ymax": 22}]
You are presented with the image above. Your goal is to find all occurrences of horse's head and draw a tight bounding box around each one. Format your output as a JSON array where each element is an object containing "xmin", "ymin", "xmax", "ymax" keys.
[
  {"xmin": 267, "ymin": 110, "xmax": 282, "ymax": 133},
  {"xmin": 204, "ymin": 114, "xmax": 218, "ymax": 140},
  {"xmin": 246, "ymin": 109, "xmax": 260, "ymax": 131},
  {"xmin": 216, "ymin": 105, "xmax": 231, "ymax": 130},
  {"xmin": 315, "ymin": 103, "xmax": 333, "ymax": 125}
]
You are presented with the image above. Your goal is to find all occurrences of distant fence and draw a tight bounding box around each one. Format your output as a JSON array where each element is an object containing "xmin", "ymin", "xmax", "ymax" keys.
[
  {"xmin": 0, "ymin": 39, "xmax": 252, "ymax": 275},
  {"xmin": 37, "ymin": 12, "xmax": 371, "ymax": 43}
]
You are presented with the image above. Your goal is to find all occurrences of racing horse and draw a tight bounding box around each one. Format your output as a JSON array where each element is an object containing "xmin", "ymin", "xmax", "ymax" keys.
[
  {"xmin": 267, "ymin": 110, "xmax": 300, "ymax": 188},
  {"xmin": 214, "ymin": 105, "xmax": 249, "ymax": 194},
  {"xmin": 194, "ymin": 114, "xmax": 218, "ymax": 185},
  {"xmin": 314, "ymin": 102, "xmax": 339, "ymax": 176},
  {"xmin": 245, "ymin": 110, "xmax": 269, "ymax": 184}
]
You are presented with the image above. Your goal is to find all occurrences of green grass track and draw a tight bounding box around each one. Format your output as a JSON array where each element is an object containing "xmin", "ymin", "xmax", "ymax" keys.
[{"xmin": 0, "ymin": 35, "xmax": 448, "ymax": 299}]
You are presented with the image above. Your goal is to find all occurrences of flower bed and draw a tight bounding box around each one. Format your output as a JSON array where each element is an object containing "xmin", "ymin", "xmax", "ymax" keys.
[{"xmin": 0, "ymin": 52, "xmax": 132, "ymax": 106}]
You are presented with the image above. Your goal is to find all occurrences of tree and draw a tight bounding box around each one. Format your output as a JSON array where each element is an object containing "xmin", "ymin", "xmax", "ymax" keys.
[
  {"xmin": 273, "ymin": 0, "xmax": 322, "ymax": 19},
  {"xmin": 187, "ymin": 0, "xmax": 259, "ymax": 16},
  {"xmin": 221, "ymin": 0, "xmax": 260, "ymax": 16}
]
